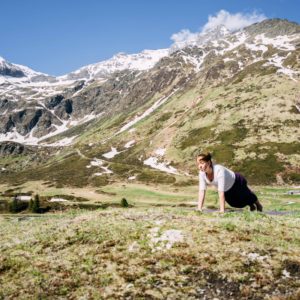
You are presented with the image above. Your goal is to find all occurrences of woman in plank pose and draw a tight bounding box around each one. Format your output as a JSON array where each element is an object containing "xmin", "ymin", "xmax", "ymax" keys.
[{"xmin": 196, "ymin": 152, "xmax": 263, "ymax": 213}]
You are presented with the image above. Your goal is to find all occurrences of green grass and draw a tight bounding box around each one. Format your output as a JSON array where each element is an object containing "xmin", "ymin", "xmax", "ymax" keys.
[
  {"xmin": 1, "ymin": 182, "xmax": 299, "ymax": 213},
  {"xmin": 232, "ymin": 60, "xmax": 278, "ymax": 84},
  {"xmin": 0, "ymin": 181, "xmax": 299, "ymax": 299},
  {"xmin": 0, "ymin": 206, "xmax": 299, "ymax": 299},
  {"xmin": 178, "ymin": 125, "xmax": 215, "ymax": 149},
  {"xmin": 99, "ymin": 184, "xmax": 194, "ymax": 206},
  {"xmin": 137, "ymin": 169, "xmax": 176, "ymax": 184}
]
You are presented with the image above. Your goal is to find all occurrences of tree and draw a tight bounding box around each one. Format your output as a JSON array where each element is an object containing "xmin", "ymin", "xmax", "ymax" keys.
[
  {"xmin": 9, "ymin": 195, "xmax": 18, "ymax": 213},
  {"xmin": 32, "ymin": 194, "xmax": 40, "ymax": 213}
]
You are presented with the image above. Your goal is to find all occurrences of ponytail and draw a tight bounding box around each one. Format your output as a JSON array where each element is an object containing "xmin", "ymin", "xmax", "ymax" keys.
[{"xmin": 196, "ymin": 152, "xmax": 212, "ymax": 162}]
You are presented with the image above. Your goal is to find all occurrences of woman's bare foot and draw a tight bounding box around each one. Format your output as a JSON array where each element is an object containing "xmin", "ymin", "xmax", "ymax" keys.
[{"xmin": 255, "ymin": 200, "xmax": 263, "ymax": 212}]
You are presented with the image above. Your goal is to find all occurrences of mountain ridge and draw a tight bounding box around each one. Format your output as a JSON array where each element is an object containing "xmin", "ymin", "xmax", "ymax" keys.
[{"xmin": 0, "ymin": 18, "xmax": 299, "ymax": 186}]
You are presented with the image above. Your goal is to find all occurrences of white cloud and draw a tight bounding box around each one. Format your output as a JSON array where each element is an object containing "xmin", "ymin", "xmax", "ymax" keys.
[
  {"xmin": 170, "ymin": 10, "xmax": 267, "ymax": 49},
  {"xmin": 170, "ymin": 29, "xmax": 198, "ymax": 46},
  {"xmin": 202, "ymin": 10, "xmax": 266, "ymax": 32}
]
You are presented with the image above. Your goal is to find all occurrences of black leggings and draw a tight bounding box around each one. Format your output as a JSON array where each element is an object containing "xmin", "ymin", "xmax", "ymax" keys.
[{"xmin": 224, "ymin": 173, "xmax": 258, "ymax": 208}]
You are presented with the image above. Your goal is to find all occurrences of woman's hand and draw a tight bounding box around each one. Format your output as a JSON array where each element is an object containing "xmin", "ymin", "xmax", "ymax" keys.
[{"xmin": 218, "ymin": 191, "xmax": 226, "ymax": 213}]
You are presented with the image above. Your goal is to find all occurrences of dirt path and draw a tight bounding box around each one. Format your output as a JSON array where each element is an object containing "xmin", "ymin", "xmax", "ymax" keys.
[{"xmin": 76, "ymin": 149, "xmax": 89, "ymax": 160}]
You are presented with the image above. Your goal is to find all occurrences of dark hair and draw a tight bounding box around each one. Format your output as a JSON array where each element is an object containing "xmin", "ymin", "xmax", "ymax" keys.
[{"xmin": 195, "ymin": 152, "xmax": 212, "ymax": 162}]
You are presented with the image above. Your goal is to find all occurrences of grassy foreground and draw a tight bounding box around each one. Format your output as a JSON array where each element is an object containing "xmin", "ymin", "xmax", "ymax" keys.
[{"xmin": 1, "ymin": 206, "xmax": 300, "ymax": 299}]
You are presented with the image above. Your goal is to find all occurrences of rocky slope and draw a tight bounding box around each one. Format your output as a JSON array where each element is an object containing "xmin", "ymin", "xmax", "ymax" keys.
[{"xmin": 0, "ymin": 18, "xmax": 299, "ymax": 186}]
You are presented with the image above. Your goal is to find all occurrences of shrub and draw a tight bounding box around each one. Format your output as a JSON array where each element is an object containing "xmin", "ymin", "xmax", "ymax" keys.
[
  {"xmin": 286, "ymin": 172, "xmax": 300, "ymax": 184},
  {"xmin": 137, "ymin": 169, "xmax": 176, "ymax": 184},
  {"xmin": 9, "ymin": 196, "xmax": 18, "ymax": 213},
  {"xmin": 9, "ymin": 196, "xmax": 28, "ymax": 213},
  {"xmin": 32, "ymin": 194, "xmax": 40, "ymax": 213},
  {"xmin": 179, "ymin": 126, "xmax": 215, "ymax": 149},
  {"xmin": 121, "ymin": 198, "xmax": 129, "ymax": 208}
]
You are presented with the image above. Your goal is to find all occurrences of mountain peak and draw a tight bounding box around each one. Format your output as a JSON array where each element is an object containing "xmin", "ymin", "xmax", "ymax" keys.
[
  {"xmin": 0, "ymin": 56, "xmax": 47, "ymax": 80},
  {"xmin": 114, "ymin": 52, "xmax": 127, "ymax": 58},
  {"xmin": 0, "ymin": 57, "xmax": 26, "ymax": 78},
  {"xmin": 203, "ymin": 24, "xmax": 230, "ymax": 35},
  {"xmin": 244, "ymin": 18, "xmax": 300, "ymax": 37},
  {"xmin": 170, "ymin": 24, "xmax": 230, "ymax": 51}
]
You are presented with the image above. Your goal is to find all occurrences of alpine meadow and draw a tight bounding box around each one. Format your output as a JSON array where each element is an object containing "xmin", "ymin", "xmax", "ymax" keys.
[{"xmin": 0, "ymin": 17, "xmax": 300, "ymax": 300}]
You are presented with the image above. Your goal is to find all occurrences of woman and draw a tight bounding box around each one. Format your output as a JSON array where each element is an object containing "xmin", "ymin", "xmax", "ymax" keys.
[{"xmin": 196, "ymin": 152, "xmax": 263, "ymax": 213}]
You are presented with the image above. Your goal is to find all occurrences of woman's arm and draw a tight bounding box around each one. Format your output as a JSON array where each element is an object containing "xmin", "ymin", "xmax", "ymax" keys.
[
  {"xmin": 198, "ymin": 172, "xmax": 207, "ymax": 211},
  {"xmin": 198, "ymin": 190, "xmax": 206, "ymax": 211},
  {"xmin": 218, "ymin": 191, "xmax": 225, "ymax": 213}
]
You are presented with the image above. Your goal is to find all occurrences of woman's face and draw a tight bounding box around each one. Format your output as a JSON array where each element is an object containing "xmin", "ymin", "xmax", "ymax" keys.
[{"xmin": 196, "ymin": 157, "xmax": 210, "ymax": 172}]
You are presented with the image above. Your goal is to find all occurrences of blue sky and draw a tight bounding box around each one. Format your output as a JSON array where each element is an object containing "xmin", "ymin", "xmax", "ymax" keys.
[{"xmin": 1, "ymin": 0, "xmax": 299, "ymax": 76}]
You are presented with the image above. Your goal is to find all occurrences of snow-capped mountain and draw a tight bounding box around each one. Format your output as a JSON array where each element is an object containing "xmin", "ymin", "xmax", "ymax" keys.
[
  {"xmin": 0, "ymin": 56, "xmax": 45, "ymax": 79},
  {"xmin": 0, "ymin": 49, "xmax": 171, "ymax": 145},
  {"xmin": 0, "ymin": 18, "xmax": 299, "ymax": 147},
  {"xmin": 0, "ymin": 18, "xmax": 299, "ymax": 186},
  {"xmin": 59, "ymin": 49, "xmax": 170, "ymax": 81},
  {"xmin": 170, "ymin": 25, "xmax": 230, "ymax": 52}
]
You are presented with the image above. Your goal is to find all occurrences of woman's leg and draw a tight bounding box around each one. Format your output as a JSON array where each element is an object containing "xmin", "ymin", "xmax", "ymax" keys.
[{"xmin": 227, "ymin": 173, "xmax": 262, "ymax": 210}]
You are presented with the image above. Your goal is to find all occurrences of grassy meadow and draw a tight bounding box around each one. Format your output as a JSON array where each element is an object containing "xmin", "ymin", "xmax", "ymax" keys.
[{"xmin": 0, "ymin": 182, "xmax": 300, "ymax": 299}]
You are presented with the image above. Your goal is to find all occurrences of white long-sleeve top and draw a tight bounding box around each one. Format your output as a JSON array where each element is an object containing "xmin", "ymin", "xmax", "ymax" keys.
[{"xmin": 199, "ymin": 164, "xmax": 235, "ymax": 192}]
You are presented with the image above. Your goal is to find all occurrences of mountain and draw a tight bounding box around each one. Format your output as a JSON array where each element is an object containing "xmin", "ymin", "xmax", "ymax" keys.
[
  {"xmin": 0, "ymin": 18, "xmax": 299, "ymax": 187},
  {"xmin": 0, "ymin": 56, "xmax": 44, "ymax": 79},
  {"xmin": 170, "ymin": 25, "xmax": 230, "ymax": 51},
  {"xmin": 59, "ymin": 49, "xmax": 170, "ymax": 81}
]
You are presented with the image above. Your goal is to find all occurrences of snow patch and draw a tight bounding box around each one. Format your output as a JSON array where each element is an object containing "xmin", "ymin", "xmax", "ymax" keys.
[
  {"xmin": 40, "ymin": 136, "xmax": 78, "ymax": 147},
  {"xmin": 49, "ymin": 198, "xmax": 69, "ymax": 202},
  {"xmin": 16, "ymin": 196, "xmax": 32, "ymax": 201},
  {"xmin": 181, "ymin": 50, "xmax": 208, "ymax": 72},
  {"xmin": 216, "ymin": 31, "xmax": 248, "ymax": 55},
  {"xmin": 245, "ymin": 252, "xmax": 268, "ymax": 262},
  {"xmin": 245, "ymin": 43, "xmax": 268, "ymax": 53},
  {"xmin": 264, "ymin": 53, "xmax": 299, "ymax": 81},
  {"xmin": 143, "ymin": 157, "xmax": 178, "ymax": 174},
  {"xmin": 155, "ymin": 148, "xmax": 166, "ymax": 157},
  {"xmin": 117, "ymin": 89, "xmax": 178, "ymax": 134},
  {"xmin": 282, "ymin": 269, "xmax": 291, "ymax": 278},
  {"xmin": 124, "ymin": 140, "xmax": 135, "ymax": 148},
  {"xmin": 255, "ymin": 34, "xmax": 296, "ymax": 51},
  {"xmin": 102, "ymin": 147, "xmax": 121, "ymax": 159},
  {"xmin": 87, "ymin": 158, "xmax": 113, "ymax": 175},
  {"xmin": 148, "ymin": 227, "xmax": 184, "ymax": 251},
  {"xmin": 223, "ymin": 57, "xmax": 233, "ymax": 62},
  {"xmin": 0, "ymin": 112, "xmax": 102, "ymax": 146},
  {"xmin": 88, "ymin": 158, "xmax": 103, "ymax": 167},
  {"xmin": 92, "ymin": 166, "xmax": 113, "ymax": 176}
]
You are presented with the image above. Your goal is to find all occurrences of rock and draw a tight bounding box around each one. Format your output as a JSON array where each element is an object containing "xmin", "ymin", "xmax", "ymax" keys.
[{"xmin": 0, "ymin": 141, "xmax": 27, "ymax": 156}]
